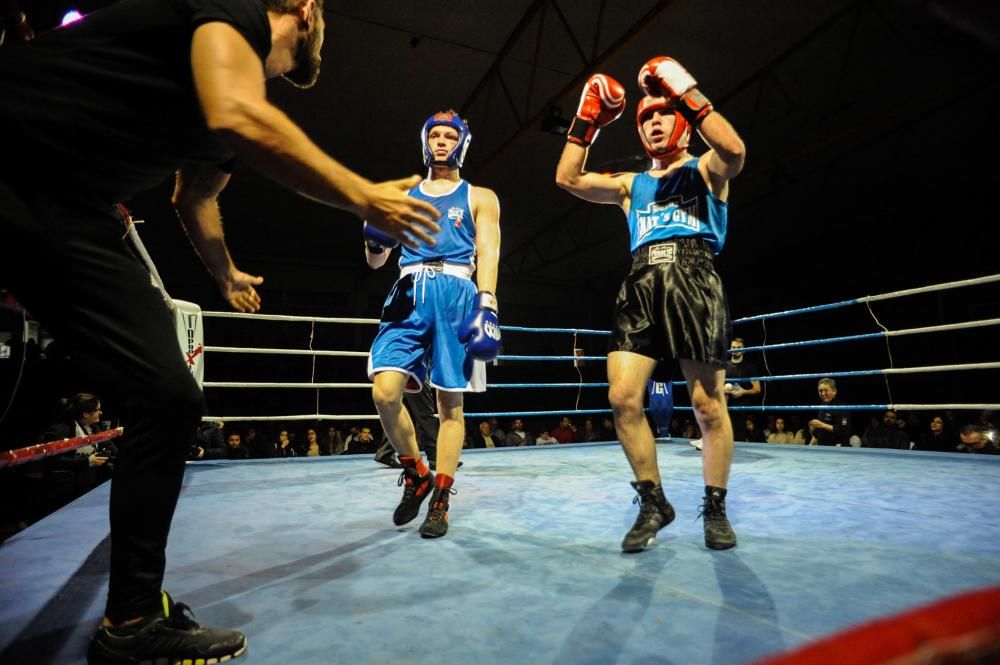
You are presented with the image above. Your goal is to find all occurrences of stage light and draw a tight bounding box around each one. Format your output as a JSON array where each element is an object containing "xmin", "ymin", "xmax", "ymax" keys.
[{"xmin": 60, "ymin": 10, "xmax": 83, "ymax": 26}]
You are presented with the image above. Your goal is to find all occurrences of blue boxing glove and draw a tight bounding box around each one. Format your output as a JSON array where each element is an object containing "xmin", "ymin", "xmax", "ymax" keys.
[
  {"xmin": 647, "ymin": 380, "xmax": 673, "ymax": 438},
  {"xmin": 363, "ymin": 221, "xmax": 400, "ymax": 254},
  {"xmin": 458, "ymin": 291, "xmax": 501, "ymax": 361}
]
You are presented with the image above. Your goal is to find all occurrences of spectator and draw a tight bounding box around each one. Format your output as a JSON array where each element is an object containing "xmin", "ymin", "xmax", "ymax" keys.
[
  {"xmin": 957, "ymin": 425, "xmax": 999, "ymax": 455},
  {"xmin": 505, "ymin": 418, "xmax": 531, "ymax": 447},
  {"xmin": 916, "ymin": 414, "xmax": 957, "ymax": 453},
  {"xmin": 225, "ymin": 432, "xmax": 248, "ymax": 460},
  {"xmin": 191, "ymin": 420, "xmax": 226, "ymax": 460},
  {"xmin": 808, "ymin": 378, "xmax": 851, "ymax": 446},
  {"xmin": 766, "ymin": 417, "xmax": 799, "ymax": 444},
  {"xmin": 599, "ymin": 416, "xmax": 616, "ymax": 440},
  {"xmin": 469, "ymin": 421, "xmax": 497, "ymax": 449},
  {"xmin": 274, "ymin": 429, "xmax": 296, "ymax": 458},
  {"xmin": 324, "ymin": 426, "xmax": 345, "ymax": 455},
  {"xmin": 344, "ymin": 426, "xmax": 376, "ymax": 454},
  {"xmin": 41, "ymin": 393, "xmax": 115, "ymax": 496},
  {"xmin": 42, "ymin": 393, "xmax": 105, "ymax": 439},
  {"xmin": 342, "ymin": 425, "xmax": 361, "ymax": 450},
  {"xmin": 680, "ymin": 418, "xmax": 701, "ymax": 441},
  {"xmin": 244, "ymin": 426, "xmax": 274, "ymax": 459},
  {"xmin": 536, "ymin": 430, "xmax": 558, "ymax": 445},
  {"xmin": 302, "ymin": 427, "xmax": 321, "ymax": 456},
  {"xmin": 489, "ymin": 417, "xmax": 506, "ymax": 445},
  {"xmin": 41, "ymin": 393, "xmax": 114, "ymax": 469},
  {"xmin": 581, "ymin": 417, "xmax": 602, "ymax": 442},
  {"xmin": 861, "ymin": 410, "xmax": 910, "ymax": 450},
  {"xmin": 738, "ymin": 416, "xmax": 766, "ymax": 443},
  {"xmin": 551, "ymin": 416, "xmax": 576, "ymax": 444}
]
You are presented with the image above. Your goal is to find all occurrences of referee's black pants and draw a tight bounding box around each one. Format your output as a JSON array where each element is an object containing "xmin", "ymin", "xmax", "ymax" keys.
[{"xmin": 0, "ymin": 177, "xmax": 203, "ymax": 624}]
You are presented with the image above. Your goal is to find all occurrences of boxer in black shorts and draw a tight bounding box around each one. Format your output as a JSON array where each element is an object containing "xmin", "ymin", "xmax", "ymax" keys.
[{"xmin": 555, "ymin": 57, "xmax": 746, "ymax": 552}]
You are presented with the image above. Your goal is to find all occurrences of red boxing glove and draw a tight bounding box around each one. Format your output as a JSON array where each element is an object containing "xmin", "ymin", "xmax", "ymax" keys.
[
  {"xmin": 637, "ymin": 56, "xmax": 713, "ymax": 125},
  {"xmin": 567, "ymin": 74, "xmax": 626, "ymax": 147}
]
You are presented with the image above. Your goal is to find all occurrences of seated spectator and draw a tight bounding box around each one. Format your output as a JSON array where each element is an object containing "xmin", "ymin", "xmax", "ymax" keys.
[
  {"xmin": 301, "ymin": 427, "xmax": 322, "ymax": 456},
  {"xmin": 581, "ymin": 417, "xmax": 602, "ymax": 442},
  {"xmin": 40, "ymin": 394, "xmax": 115, "ymax": 503},
  {"xmin": 42, "ymin": 393, "xmax": 105, "ymax": 440},
  {"xmin": 808, "ymin": 378, "xmax": 851, "ymax": 446},
  {"xmin": 536, "ymin": 430, "xmax": 558, "ymax": 445},
  {"xmin": 916, "ymin": 414, "xmax": 957, "ymax": 452},
  {"xmin": 737, "ymin": 415, "xmax": 766, "ymax": 443},
  {"xmin": 244, "ymin": 426, "xmax": 274, "ymax": 459},
  {"xmin": 225, "ymin": 431, "xmax": 249, "ymax": 460},
  {"xmin": 599, "ymin": 416, "xmax": 616, "ymax": 440},
  {"xmin": 42, "ymin": 393, "xmax": 114, "ymax": 469},
  {"xmin": 861, "ymin": 410, "xmax": 910, "ymax": 450},
  {"xmin": 680, "ymin": 418, "xmax": 701, "ymax": 440},
  {"xmin": 191, "ymin": 420, "xmax": 226, "ymax": 460},
  {"xmin": 274, "ymin": 429, "xmax": 296, "ymax": 458},
  {"xmin": 489, "ymin": 417, "xmax": 506, "ymax": 445},
  {"xmin": 767, "ymin": 416, "xmax": 799, "ymax": 444},
  {"xmin": 344, "ymin": 426, "xmax": 377, "ymax": 454},
  {"xmin": 324, "ymin": 425, "xmax": 344, "ymax": 455},
  {"xmin": 551, "ymin": 416, "xmax": 576, "ymax": 444},
  {"xmin": 957, "ymin": 425, "xmax": 999, "ymax": 455},
  {"xmin": 342, "ymin": 425, "xmax": 361, "ymax": 451},
  {"xmin": 505, "ymin": 418, "xmax": 531, "ymax": 447},
  {"xmin": 470, "ymin": 420, "xmax": 497, "ymax": 449}
]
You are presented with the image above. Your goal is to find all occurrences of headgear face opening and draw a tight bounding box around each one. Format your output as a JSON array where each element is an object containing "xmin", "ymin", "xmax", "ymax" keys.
[
  {"xmin": 421, "ymin": 112, "xmax": 472, "ymax": 168},
  {"xmin": 636, "ymin": 96, "xmax": 690, "ymax": 159}
]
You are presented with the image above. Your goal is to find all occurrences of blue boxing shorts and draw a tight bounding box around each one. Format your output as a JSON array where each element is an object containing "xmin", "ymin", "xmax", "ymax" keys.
[{"xmin": 368, "ymin": 263, "xmax": 487, "ymax": 393}]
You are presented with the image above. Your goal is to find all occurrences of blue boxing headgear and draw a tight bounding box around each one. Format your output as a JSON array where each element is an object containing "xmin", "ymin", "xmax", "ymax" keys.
[{"xmin": 421, "ymin": 111, "xmax": 472, "ymax": 168}]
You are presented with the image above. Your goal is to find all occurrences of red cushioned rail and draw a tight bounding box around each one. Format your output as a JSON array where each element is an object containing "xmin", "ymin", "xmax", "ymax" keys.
[
  {"xmin": 0, "ymin": 427, "xmax": 125, "ymax": 469},
  {"xmin": 753, "ymin": 585, "xmax": 1000, "ymax": 665}
]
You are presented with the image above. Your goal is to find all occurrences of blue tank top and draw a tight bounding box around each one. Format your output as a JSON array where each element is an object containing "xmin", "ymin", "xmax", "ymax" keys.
[
  {"xmin": 400, "ymin": 179, "xmax": 477, "ymax": 267},
  {"xmin": 626, "ymin": 159, "xmax": 728, "ymax": 254}
]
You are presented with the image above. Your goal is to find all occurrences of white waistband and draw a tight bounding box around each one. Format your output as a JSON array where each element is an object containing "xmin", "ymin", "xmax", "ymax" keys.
[{"xmin": 400, "ymin": 262, "xmax": 474, "ymax": 280}]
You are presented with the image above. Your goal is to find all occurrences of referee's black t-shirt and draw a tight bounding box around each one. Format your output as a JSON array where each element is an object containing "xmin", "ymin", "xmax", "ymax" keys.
[{"xmin": 0, "ymin": 0, "xmax": 270, "ymax": 203}]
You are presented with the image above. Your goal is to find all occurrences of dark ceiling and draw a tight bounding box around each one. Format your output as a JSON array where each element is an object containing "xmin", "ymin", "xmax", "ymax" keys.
[
  {"xmin": 13, "ymin": 0, "xmax": 1000, "ymax": 325},
  {"xmin": 3, "ymin": 0, "xmax": 998, "ymax": 427}
]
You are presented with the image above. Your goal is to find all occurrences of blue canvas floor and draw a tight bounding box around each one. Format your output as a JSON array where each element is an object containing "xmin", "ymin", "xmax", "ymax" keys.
[{"xmin": 2, "ymin": 441, "xmax": 1000, "ymax": 665}]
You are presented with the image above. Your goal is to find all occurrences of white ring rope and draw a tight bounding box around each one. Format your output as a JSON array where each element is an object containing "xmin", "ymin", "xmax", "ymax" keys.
[
  {"xmin": 203, "ymin": 311, "xmax": 379, "ymax": 325},
  {"xmin": 201, "ymin": 362, "xmax": 1000, "ymax": 391},
  {"xmin": 213, "ymin": 403, "xmax": 1000, "ymax": 423},
  {"xmin": 204, "ymin": 346, "xmax": 369, "ymax": 357},
  {"xmin": 733, "ymin": 273, "xmax": 1000, "ymax": 323},
  {"xmin": 198, "ymin": 273, "xmax": 998, "ymax": 423}
]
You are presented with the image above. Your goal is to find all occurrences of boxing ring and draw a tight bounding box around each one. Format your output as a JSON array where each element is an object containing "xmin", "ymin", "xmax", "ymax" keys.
[{"xmin": 2, "ymin": 273, "xmax": 999, "ymax": 664}]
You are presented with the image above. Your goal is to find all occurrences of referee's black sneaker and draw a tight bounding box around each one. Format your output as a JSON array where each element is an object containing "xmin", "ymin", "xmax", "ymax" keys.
[
  {"xmin": 87, "ymin": 591, "xmax": 246, "ymax": 664},
  {"xmin": 621, "ymin": 480, "xmax": 675, "ymax": 552},
  {"xmin": 700, "ymin": 489, "xmax": 737, "ymax": 550}
]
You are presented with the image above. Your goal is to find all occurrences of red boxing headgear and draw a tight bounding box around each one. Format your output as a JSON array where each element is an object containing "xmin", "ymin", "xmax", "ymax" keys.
[{"xmin": 636, "ymin": 95, "xmax": 690, "ymax": 159}]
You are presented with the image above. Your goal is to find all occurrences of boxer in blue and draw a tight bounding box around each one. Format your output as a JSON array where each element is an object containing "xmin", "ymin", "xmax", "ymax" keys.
[
  {"xmin": 556, "ymin": 57, "xmax": 746, "ymax": 552},
  {"xmin": 365, "ymin": 111, "xmax": 501, "ymax": 538}
]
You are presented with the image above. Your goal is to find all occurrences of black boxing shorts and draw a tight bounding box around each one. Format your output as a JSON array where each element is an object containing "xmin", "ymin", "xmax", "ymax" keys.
[{"xmin": 609, "ymin": 237, "xmax": 732, "ymax": 381}]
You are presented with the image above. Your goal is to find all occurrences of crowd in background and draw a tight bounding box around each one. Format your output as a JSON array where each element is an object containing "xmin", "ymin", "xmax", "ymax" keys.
[{"xmin": 1, "ymin": 386, "xmax": 996, "ymax": 543}]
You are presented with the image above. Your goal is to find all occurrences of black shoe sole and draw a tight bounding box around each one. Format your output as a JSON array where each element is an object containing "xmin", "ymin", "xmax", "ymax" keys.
[{"xmin": 88, "ymin": 634, "xmax": 247, "ymax": 665}]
